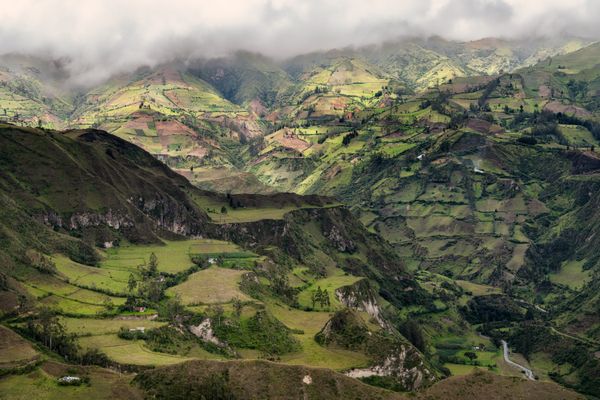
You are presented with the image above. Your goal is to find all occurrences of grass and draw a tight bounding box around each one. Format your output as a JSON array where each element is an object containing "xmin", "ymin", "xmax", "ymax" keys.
[
  {"xmin": 78, "ymin": 334, "xmax": 194, "ymax": 366},
  {"xmin": 559, "ymin": 124, "xmax": 598, "ymax": 147},
  {"xmin": 455, "ymin": 280, "xmax": 501, "ymax": 296},
  {"xmin": 60, "ymin": 317, "xmax": 166, "ymax": 336},
  {"xmin": 380, "ymin": 142, "xmax": 417, "ymax": 157},
  {"xmin": 297, "ymin": 273, "xmax": 362, "ymax": 310},
  {"xmin": 101, "ymin": 239, "xmax": 249, "ymax": 274},
  {"xmin": 0, "ymin": 362, "xmax": 141, "ymax": 400},
  {"xmin": 39, "ymin": 296, "xmax": 111, "ymax": 316},
  {"xmin": 53, "ymin": 255, "xmax": 130, "ymax": 294},
  {"xmin": 101, "ymin": 240, "xmax": 198, "ymax": 274},
  {"xmin": 267, "ymin": 301, "xmax": 370, "ymax": 370},
  {"xmin": 549, "ymin": 259, "xmax": 591, "ymax": 289},
  {"xmin": 0, "ymin": 326, "xmax": 39, "ymax": 366},
  {"xmin": 23, "ymin": 276, "xmax": 126, "ymax": 315},
  {"xmin": 166, "ymin": 266, "xmax": 252, "ymax": 305}
]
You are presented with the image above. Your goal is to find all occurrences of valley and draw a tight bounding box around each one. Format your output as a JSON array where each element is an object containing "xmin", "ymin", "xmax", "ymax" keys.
[{"xmin": 0, "ymin": 33, "xmax": 599, "ymax": 400}]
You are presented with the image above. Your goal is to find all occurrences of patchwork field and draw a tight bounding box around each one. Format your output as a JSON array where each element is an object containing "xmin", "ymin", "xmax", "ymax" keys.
[
  {"xmin": 60, "ymin": 317, "xmax": 166, "ymax": 336},
  {"xmin": 166, "ymin": 266, "xmax": 252, "ymax": 305}
]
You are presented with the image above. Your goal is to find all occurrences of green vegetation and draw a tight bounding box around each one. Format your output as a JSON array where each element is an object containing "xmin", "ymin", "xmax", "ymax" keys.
[{"xmin": 4, "ymin": 37, "xmax": 600, "ymax": 399}]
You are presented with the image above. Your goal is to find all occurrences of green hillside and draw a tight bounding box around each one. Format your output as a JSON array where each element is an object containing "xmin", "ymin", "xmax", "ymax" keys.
[{"xmin": 1, "ymin": 37, "xmax": 600, "ymax": 399}]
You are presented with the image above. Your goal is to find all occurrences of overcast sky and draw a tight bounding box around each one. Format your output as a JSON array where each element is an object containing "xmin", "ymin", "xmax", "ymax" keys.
[{"xmin": 1, "ymin": 0, "xmax": 598, "ymax": 82}]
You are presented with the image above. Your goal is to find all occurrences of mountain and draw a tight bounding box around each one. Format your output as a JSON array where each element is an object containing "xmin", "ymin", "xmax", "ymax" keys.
[
  {"xmin": 0, "ymin": 54, "xmax": 73, "ymax": 127},
  {"xmin": 0, "ymin": 123, "xmax": 441, "ymax": 394},
  {"xmin": 241, "ymin": 47, "xmax": 600, "ymax": 396},
  {"xmin": 2, "ymin": 36, "xmax": 600, "ymax": 399},
  {"xmin": 189, "ymin": 51, "xmax": 293, "ymax": 107}
]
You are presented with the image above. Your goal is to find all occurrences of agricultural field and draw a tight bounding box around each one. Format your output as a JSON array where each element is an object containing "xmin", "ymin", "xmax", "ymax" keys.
[
  {"xmin": 0, "ymin": 326, "xmax": 39, "ymax": 368},
  {"xmin": 78, "ymin": 335, "xmax": 196, "ymax": 366},
  {"xmin": 0, "ymin": 361, "xmax": 142, "ymax": 400},
  {"xmin": 166, "ymin": 266, "xmax": 252, "ymax": 305},
  {"xmin": 59, "ymin": 317, "xmax": 166, "ymax": 336},
  {"xmin": 23, "ymin": 274, "xmax": 126, "ymax": 316},
  {"xmin": 549, "ymin": 260, "xmax": 591, "ymax": 289},
  {"xmin": 268, "ymin": 300, "xmax": 370, "ymax": 370},
  {"xmin": 101, "ymin": 240, "xmax": 199, "ymax": 274},
  {"xmin": 53, "ymin": 255, "xmax": 131, "ymax": 294},
  {"xmin": 297, "ymin": 273, "xmax": 362, "ymax": 310}
]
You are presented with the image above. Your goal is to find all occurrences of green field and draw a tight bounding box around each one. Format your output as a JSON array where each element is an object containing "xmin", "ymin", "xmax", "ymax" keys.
[
  {"xmin": 78, "ymin": 334, "xmax": 195, "ymax": 366},
  {"xmin": 101, "ymin": 240, "xmax": 198, "ymax": 274},
  {"xmin": 60, "ymin": 317, "xmax": 166, "ymax": 336},
  {"xmin": 53, "ymin": 255, "xmax": 130, "ymax": 294},
  {"xmin": 101, "ymin": 239, "xmax": 251, "ymax": 274},
  {"xmin": 297, "ymin": 273, "xmax": 362, "ymax": 310},
  {"xmin": 549, "ymin": 260, "xmax": 591, "ymax": 289},
  {"xmin": 268, "ymin": 301, "xmax": 370, "ymax": 370},
  {"xmin": 166, "ymin": 266, "xmax": 252, "ymax": 305},
  {"xmin": 0, "ymin": 362, "xmax": 141, "ymax": 400}
]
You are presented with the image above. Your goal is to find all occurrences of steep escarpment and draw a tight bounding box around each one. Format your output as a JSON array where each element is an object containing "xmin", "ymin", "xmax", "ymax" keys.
[{"xmin": 0, "ymin": 125, "xmax": 211, "ymax": 245}]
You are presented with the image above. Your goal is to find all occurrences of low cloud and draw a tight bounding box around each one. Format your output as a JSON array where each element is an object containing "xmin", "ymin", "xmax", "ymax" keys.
[{"xmin": 0, "ymin": 0, "xmax": 598, "ymax": 83}]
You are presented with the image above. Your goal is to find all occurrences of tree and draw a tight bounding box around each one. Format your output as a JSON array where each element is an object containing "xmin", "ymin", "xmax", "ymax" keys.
[
  {"xmin": 310, "ymin": 291, "xmax": 317, "ymax": 309},
  {"xmin": 148, "ymin": 253, "xmax": 158, "ymax": 276},
  {"xmin": 399, "ymin": 319, "xmax": 427, "ymax": 353},
  {"xmin": 127, "ymin": 273, "xmax": 137, "ymax": 293},
  {"xmin": 209, "ymin": 304, "xmax": 225, "ymax": 327},
  {"xmin": 162, "ymin": 295, "xmax": 185, "ymax": 323},
  {"xmin": 102, "ymin": 297, "xmax": 114, "ymax": 311},
  {"xmin": 221, "ymin": 206, "xmax": 227, "ymax": 214},
  {"xmin": 315, "ymin": 286, "xmax": 324, "ymax": 308},
  {"xmin": 232, "ymin": 297, "xmax": 243, "ymax": 319},
  {"xmin": 322, "ymin": 289, "xmax": 330, "ymax": 308},
  {"xmin": 139, "ymin": 279, "xmax": 164, "ymax": 303},
  {"xmin": 465, "ymin": 351, "xmax": 478, "ymax": 363}
]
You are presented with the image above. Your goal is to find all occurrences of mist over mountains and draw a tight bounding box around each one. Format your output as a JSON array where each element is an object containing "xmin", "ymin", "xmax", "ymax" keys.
[
  {"xmin": 2, "ymin": 2, "xmax": 600, "ymax": 399},
  {"xmin": 2, "ymin": 0, "xmax": 600, "ymax": 84}
]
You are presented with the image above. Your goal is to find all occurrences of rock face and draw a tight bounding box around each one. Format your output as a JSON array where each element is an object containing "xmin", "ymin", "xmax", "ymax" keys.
[
  {"xmin": 315, "ymin": 309, "xmax": 437, "ymax": 391},
  {"xmin": 345, "ymin": 344, "xmax": 434, "ymax": 391},
  {"xmin": 189, "ymin": 319, "xmax": 226, "ymax": 347},
  {"xmin": 325, "ymin": 225, "xmax": 357, "ymax": 253},
  {"xmin": 0, "ymin": 126, "xmax": 212, "ymax": 246},
  {"xmin": 336, "ymin": 279, "xmax": 388, "ymax": 328}
]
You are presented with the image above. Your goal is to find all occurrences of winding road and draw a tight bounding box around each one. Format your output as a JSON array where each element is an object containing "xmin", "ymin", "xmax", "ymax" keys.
[{"xmin": 501, "ymin": 340, "xmax": 535, "ymax": 380}]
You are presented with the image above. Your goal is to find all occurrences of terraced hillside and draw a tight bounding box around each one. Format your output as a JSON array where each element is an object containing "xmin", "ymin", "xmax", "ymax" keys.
[
  {"xmin": 0, "ymin": 124, "xmax": 440, "ymax": 396},
  {"xmin": 2, "ymin": 38, "xmax": 600, "ymax": 399}
]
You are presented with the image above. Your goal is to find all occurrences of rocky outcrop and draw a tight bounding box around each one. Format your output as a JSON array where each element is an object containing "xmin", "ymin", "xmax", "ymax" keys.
[
  {"xmin": 335, "ymin": 279, "xmax": 388, "ymax": 328},
  {"xmin": 189, "ymin": 319, "xmax": 227, "ymax": 348},
  {"xmin": 315, "ymin": 309, "xmax": 437, "ymax": 391},
  {"xmin": 345, "ymin": 344, "xmax": 434, "ymax": 391}
]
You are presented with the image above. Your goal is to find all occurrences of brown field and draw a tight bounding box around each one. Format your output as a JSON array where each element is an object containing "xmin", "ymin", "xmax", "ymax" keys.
[{"xmin": 0, "ymin": 325, "xmax": 39, "ymax": 368}]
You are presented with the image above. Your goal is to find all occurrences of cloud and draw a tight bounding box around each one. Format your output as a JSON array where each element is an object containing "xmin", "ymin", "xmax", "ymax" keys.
[{"xmin": 0, "ymin": 0, "xmax": 598, "ymax": 83}]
